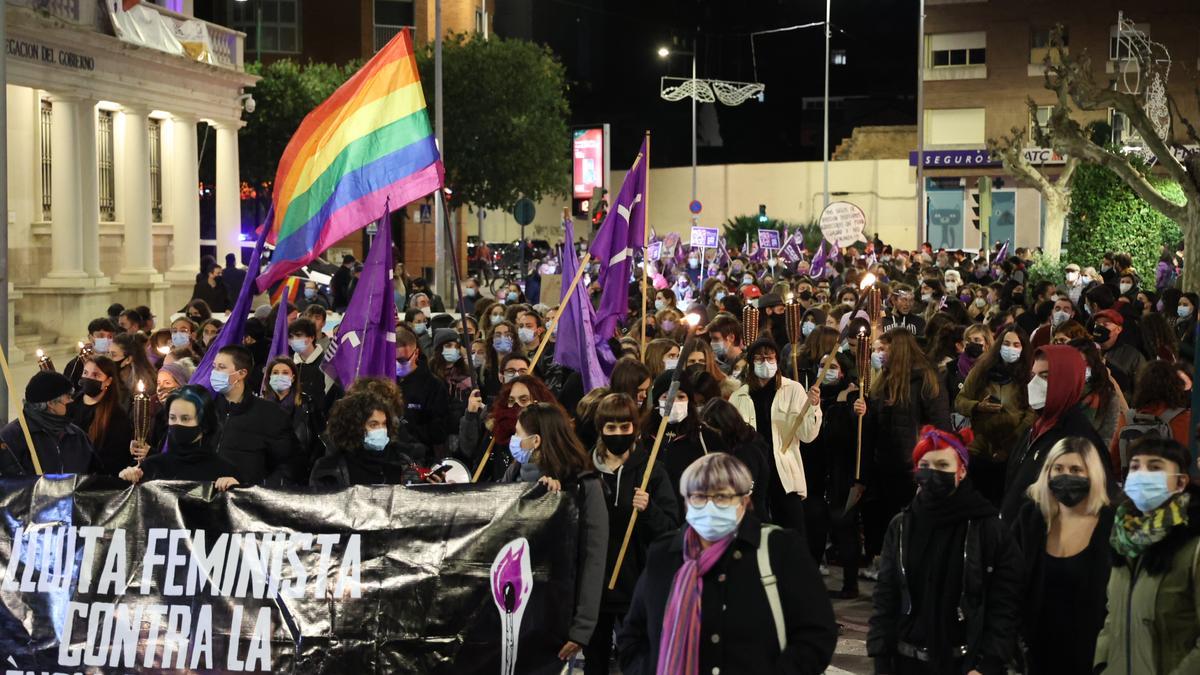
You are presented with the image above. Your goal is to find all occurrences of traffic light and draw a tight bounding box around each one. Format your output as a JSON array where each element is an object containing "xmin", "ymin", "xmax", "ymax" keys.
[
  {"xmin": 969, "ymin": 177, "xmax": 991, "ymax": 238},
  {"xmin": 758, "ymin": 204, "xmax": 768, "ymax": 223}
]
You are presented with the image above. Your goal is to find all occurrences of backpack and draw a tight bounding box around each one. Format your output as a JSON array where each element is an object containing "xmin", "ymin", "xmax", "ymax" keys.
[
  {"xmin": 1117, "ymin": 409, "xmax": 1185, "ymax": 468},
  {"xmin": 757, "ymin": 525, "xmax": 787, "ymax": 652}
]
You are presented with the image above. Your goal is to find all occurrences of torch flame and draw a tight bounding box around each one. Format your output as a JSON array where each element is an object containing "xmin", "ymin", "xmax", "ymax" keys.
[
  {"xmin": 684, "ymin": 313, "xmax": 702, "ymax": 328},
  {"xmin": 35, "ymin": 349, "xmax": 44, "ymax": 358},
  {"xmin": 157, "ymin": 345, "xmax": 171, "ymax": 355},
  {"xmin": 860, "ymin": 273, "xmax": 877, "ymax": 290},
  {"xmin": 137, "ymin": 380, "xmax": 145, "ymax": 394},
  {"xmin": 77, "ymin": 341, "xmax": 84, "ymax": 349}
]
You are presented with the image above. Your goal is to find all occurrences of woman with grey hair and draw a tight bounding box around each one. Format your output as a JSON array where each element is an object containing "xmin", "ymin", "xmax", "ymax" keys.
[{"xmin": 617, "ymin": 452, "xmax": 837, "ymax": 675}]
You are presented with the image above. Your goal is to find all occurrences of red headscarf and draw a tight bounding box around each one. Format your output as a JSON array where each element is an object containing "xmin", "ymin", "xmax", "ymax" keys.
[{"xmin": 1030, "ymin": 344, "xmax": 1087, "ymax": 441}]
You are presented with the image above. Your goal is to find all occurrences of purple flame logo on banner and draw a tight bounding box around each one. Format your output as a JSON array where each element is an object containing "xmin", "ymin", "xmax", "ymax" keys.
[{"xmin": 491, "ymin": 538, "xmax": 533, "ymax": 675}]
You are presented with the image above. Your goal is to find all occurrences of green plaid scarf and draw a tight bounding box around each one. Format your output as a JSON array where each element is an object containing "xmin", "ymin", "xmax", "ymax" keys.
[{"xmin": 1111, "ymin": 492, "xmax": 1191, "ymax": 560}]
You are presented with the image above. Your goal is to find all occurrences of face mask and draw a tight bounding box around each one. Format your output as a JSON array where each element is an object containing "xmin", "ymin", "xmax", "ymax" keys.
[
  {"xmin": 664, "ymin": 356, "xmax": 680, "ymax": 371},
  {"xmin": 714, "ymin": 291, "xmax": 726, "ymax": 302},
  {"xmin": 661, "ymin": 320, "xmax": 676, "ymax": 333},
  {"xmin": 413, "ymin": 323, "xmax": 428, "ymax": 336},
  {"xmin": 914, "ymin": 467, "xmax": 958, "ymax": 501},
  {"xmin": 506, "ymin": 292, "xmax": 519, "ymax": 303},
  {"xmin": 1124, "ymin": 470, "xmax": 1181, "ymax": 513},
  {"xmin": 171, "ymin": 332, "xmax": 190, "ymax": 348},
  {"xmin": 289, "ymin": 338, "xmax": 310, "ymax": 353},
  {"xmin": 963, "ymin": 342, "xmax": 984, "ymax": 358},
  {"xmin": 1085, "ymin": 367, "xmax": 1092, "ymax": 381},
  {"xmin": 602, "ymin": 432, "xmax": 635, "ymax": 455},
  {"xmin": 686, "ymin": 500, "xmax": 740, "ymax": 541},
  {"xmin": 1101, "ymin": 263, "xmax": 1112, "ymax": 272},
  {"xmin": 742, "ymin": 275, "xmax": 754, "ymax": 286},
  {"xmin": 517, "ymin": 327, "xmax": 537, "ymax": 344},
  {"xmin": 268, "ymin": 374, "xmax": 293, "ymax": 393},
  {"xmin": 801, "ymin": 321, "xmax": 816, "ymax": 337},
  {"xmin": 502, "ymin": 371, "xmax": 518, "ymax": 384},
  {"xmin": 753, "ymin": 361, "xmax": 777, "ymax": 380},
  {"xmin": 92, "ymin": 337, "xmax": 112, "ymax": 353},
  {"xmin": 419, "ymin": 307, "xmax": 433, "ymax": 319},
  {"xmin": 364, "ymin": 427, "xmax": 390, "ymax": 451},
  {"xmin": 871, "ymin": 351, "xmax": 886, "ymax": 370},
  {"xmin": 1092, "ymin": 324, "xmax": 1111, "ymax": 345},
  {"xmin": 844, "ymin": 300, "xmax": 856, "ymax": 309},
  {"xmin": 1052, "ymin": 310, "xmax": 1070, "ymax": 327},
  {"xmin": 442, "ymin": 347, "xmax": 462, "ymax": 363},
  {"xmin": 78, "ymin": 377, "xmax": 103, "ymax": 398},
  {"xmin": 1119, "ymin": 282, "xmax": 1133, "ymax": 294},
  {"xmin": 655, "ymin": 299, "xmax": 668, "ymax": 312},
  {"xmin": 1066, "ymin": 272, "xmax": 1079, "ymax": 283},
  {"xmin": 494, "ymin": 336, "xmax": 514, "ymax": 353},
  {"xmin": 1027, "ymin": 376, "xmax": 1048, "ymax": 410},
  {"xmin": 974, "ymin": 298, "xmax": 986, "ymax": 308},
  {"xmin": 490, "ymin": 314, "xmax": 503, "ymax": 326},
  {"xmin": 711, "ymin": 340, "xmax": 727, "ymax": 357},
  {"xmin": 1000, "ymin": 345, "xmax": 1022, "ymax": 364},
  {"xmin": 1049, "ymin": 474, "xmax": 1091, "ymax": 508},
  {"xmin": 1179, "ymin": 305, "xmax": 1193, "ymax": 318},
  {"xmin": 509, "ymin": 435, "xmax": 534, "ymax": 464},
  {"xmin": 396, "ymin": 359, "xmax": 414, "ymax": 378},
  {"xmin": 465, "ymin": 287, "xmax": 477, "ymax": 297},
  {"xmin": 168, "ymin": 424, "xmax": 202, "ymax": 450},
  {"xmin": 823, "ymin": 368, "xmax": 841, "ymax": 384},
  {"xmin": 666, "ymin": 400, "xmax": 689, "ymax": 424},
  {"xmin": 210, "ymin": 371, "xmax": 232, "ymax": 394},
  {"xmin": 304, "ymin": 288, "xmax": 317, "ymax": 300},
  {"xmin": 688, "ymin": 257, "xmax": 699, "ymax": 269},
  {"xmin": 920, "ymin": 293, "xmax": 932, "ymax": 303},
  {"xmin": 471, "ymin": 353, "xmax": 485, "ymax": 369},
  {"xmin": 945, "ymin": 282, "xmax": 959, "ymax": 294}
]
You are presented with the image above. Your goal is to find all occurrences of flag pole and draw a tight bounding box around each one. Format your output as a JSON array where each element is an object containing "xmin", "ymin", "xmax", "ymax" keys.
[
  {"xmin": 640, "ymin": 130, "xmax": 650, "ymax": 356},
  {"xmin": 0, "ymin": 341, "xmax": 42, "ymax": 475},
  {"xmin": 439, "ymin": 191, "xmax": 476, "ymax": 393},
  {"xmin": 471, "ymin": 251, "xmax": 593, "ymax": 483}
]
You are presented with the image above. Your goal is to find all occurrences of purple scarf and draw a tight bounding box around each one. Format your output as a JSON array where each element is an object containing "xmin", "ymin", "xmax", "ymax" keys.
[
  {"xmin": 956, "ymin": 352, "xmax": 977, "ymax": 379},
  {"xmin": 657, "ymin": 527, "xmax": 736, "ymax": 675}
]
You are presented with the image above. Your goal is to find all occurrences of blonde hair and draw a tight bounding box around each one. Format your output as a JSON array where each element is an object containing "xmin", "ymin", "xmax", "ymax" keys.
[
  {"xmin": 1026, "ymin": 437, "xmax": 1110, "ymax": 522},
  {"xmin": 679, "ymin": 452, "xmax": 754, "ymax": 498},
  {"xmin": 963, "ymin": 323, "xmax": 994, "ymax": 349}
]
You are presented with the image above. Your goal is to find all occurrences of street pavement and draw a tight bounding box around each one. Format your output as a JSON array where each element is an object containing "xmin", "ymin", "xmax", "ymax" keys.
[{"xmin": 825, "ymin": 568, "xmax": 875, "ymax": 675}]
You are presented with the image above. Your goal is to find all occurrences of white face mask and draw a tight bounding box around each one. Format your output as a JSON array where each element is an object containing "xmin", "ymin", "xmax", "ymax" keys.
[
  {"xmin": 1028, "ymin": 375, "xmax": 1048, "ymax": 410},
  {"xmin": 1119, "ymin": 282, "xmax": 1133, "ymax": 294},
  {"xmin": 753, "ymin": 360, "xmax": 777, "ymax": 380},
  {"xmin": 1051, "ymin": 310, "xmax": 1071, "ymax": 327},
  {"xmin": 1066, "ymin": 271, "xmax": 1079, "ymax": 283},
  {"xmin": 666, "ymin": 400, "xmax": 689, "ymax": 423},
  {"xmin": 664, "ymin": 356, "xmax": 679, "ymax": 371}
]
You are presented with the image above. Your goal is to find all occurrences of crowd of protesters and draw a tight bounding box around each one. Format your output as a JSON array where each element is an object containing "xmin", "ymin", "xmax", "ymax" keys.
[{"xmin": 2, "ymin": 237, "xmax": 1198, "ymax": 675}]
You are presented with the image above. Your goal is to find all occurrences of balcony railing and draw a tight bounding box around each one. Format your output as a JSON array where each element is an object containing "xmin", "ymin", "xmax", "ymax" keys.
[
  {"xmin": 375, "ymin": 24, "xmax": 415, "ymax": 52},
  {"xmin": 143, "ymin": 2, "xmax": 245, "ymax": 70}
]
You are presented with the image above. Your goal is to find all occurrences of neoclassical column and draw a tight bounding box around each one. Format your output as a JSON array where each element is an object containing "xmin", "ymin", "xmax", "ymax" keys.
[
  {"xmin": 45, "ymin": 94, "xmax": 86, "ymax": 282},
  {"xmin": 212, "ymin": 120, "xmax": 242, "ymax": 259},
  {"xmin": 167, "ymin": 113, "xmax": 201, "ymax": 277},
  {"xmin": 115, "ymin": 104, "xmax": 160, "ymax": 282},
  {"xmin": 74, "ymin": 98, "xmax": 102, "ymax": 278}
]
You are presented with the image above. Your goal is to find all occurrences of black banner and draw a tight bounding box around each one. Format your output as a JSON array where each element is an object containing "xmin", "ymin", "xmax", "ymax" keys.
[{"xmin": 0, "ymin": 477, "xmax": 579, "ymax": 674}]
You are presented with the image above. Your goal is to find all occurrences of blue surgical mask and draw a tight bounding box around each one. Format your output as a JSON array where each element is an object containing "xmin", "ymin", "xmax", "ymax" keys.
[
  {"xmin": 714, "ymin": 291, "xmax": 726, "ymax": 302},
  {"xmin": 442, "ymin": 347, "xmax": 461, "ymax": 363},
  {"xmin": 664, "ymin": 356, "xmax": 679, "ymax": 370},
  {"xmin": 686, "ymin": 500, "xmax": 741, "ymax": 541},
  {"xmin": 210, "ymin": 370, "xmax": 231, "ymax": 394},
  {"xmin": 92, "ymin": 337, "xmax": 112, "ymax": 353},
  {"xmin": 471, "ymin": 353, "xmax": 485, "ymax": 369},
  {"xmin": 1124, "ymin": 470, "xmax": 1181, "ymax": 513},
  {"xmin": 742, "ymin": 275, "xmax": 754, "ymax": 286},
  {"xmin": 491, "ymin": 314, "xmax": 503, "ymax": 326},
  {"xmin": 494, "ymin": 335, "xmax": 514, "ymax": 353},
  {"xmin": 506, "ymin": 291, "xmax": 519, "ymax": 303},
  {"xmin": 823, "ymin": 368, "xmax": 841, "ymax": 384},
  {"xmin": 364, "ymin": 427, "xmax": 389, "ymax": 451},
  {"xmin": 289, "ymin": 338, "xmax": 309, "ymax": 354},
  {"xmin": 509, "ymin": 435, "xmax": 533, "ymax": 464},
  {"xmin": 1000, "ymin": 345, "xmax": 1022, "ymax": 364},
  {"xmin": 711, "ymin": 340, "xmax": 728, "ymax": 357},
  {"xmin": 688, "ymin": 257, "xmax": 699, "ymax": 269},
  {"xmin": 396, "ymin": 359, "xmax": 413, "ymax": 378},
  {"xmin": 268, "ymin": 374, "xmax": 293, "ymax": 394},
  {"xmin": 171, "ymin": 331, "xmax": 190, "ymax": 348},
  {"xmin": 1179, "ymin": 305, "xmax": 1193, "ymax": 318},
  {"xmin": 518, "ymin": 327, "xmax": 536, "ymax": 344},
  {"xmin": 304, "ymin": 288, "xmax": 317, "ymax": 300},
  {"xmin": 465, "ymin": 287, "xmax": 477, "ymax": 297},
  {"xmin": 801, "ymin": 321, "xmax": 816, "ymax": 337},
  {"xmin": 414, "ymin": 323, "xmax": 428, "ymax": 335},
  {"xmin": 655, "ymin": 299, "xmax": 668, "ymax": 312},
  {"xmin": 871, "ymin": 351, "xmax": 886, "ymax": 370}
]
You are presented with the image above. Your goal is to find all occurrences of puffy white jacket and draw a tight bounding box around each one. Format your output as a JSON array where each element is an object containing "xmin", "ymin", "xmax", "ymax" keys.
[{"xmin": 729, "ymin": 376, "xmax": 821, "ymax": 497}]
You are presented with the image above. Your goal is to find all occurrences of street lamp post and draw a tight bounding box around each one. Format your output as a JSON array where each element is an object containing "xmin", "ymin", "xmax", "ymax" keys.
[
  {"xmin": 822, "ymin": 0, "xmax": 831, "ymax": 209},
  {"xmin": 657, "ymin": 46, "xmax": 698, "ymax": 204}
]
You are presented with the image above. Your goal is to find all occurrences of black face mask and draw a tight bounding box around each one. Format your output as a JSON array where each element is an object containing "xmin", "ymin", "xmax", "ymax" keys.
[
  {"xmin": 964, "ymin": 343, "xmax": 984, "ymax": 358},
  {"xmin": 1092, "ymin": 324, "xmax": 1111, "ymax": 344},
  {"xmin": 914, "ymin": 467, "xmax": 958, "ymax": 501},
  {"xmin": 602, "ymin": 432, "xmax": 635, "ymax": 455},
  {"xmin": 168, "ymin": 424, "xmax": 203, "ymax": 450},
  {"xmin": 78, "ymin": 377, "xmax": 104, "ymax": 398},
  {"xmin": 1011, "ymin": 293, "xmax": 1026, "ymax": 305},
  {"xmin": 1048, "ymin": 474, "xmax": 1090, "ymax": 507}
]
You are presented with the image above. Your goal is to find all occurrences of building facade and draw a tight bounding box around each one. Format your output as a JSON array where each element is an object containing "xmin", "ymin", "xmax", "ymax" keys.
[
  {"xmin": 6, "ymin": 0, "xmax": 255, "ymax": 361},
  {"xmin": 919, "ymin": 0, "xmax": 1200, "ymax": 252}
]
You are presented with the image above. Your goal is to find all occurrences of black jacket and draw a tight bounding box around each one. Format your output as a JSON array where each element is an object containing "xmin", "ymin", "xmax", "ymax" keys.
[
  {"xmin": 68, "ymin": 398, "xmax": 135, "ymax": 477},
  {"xmin": 309, "ymin": 439, "xmax": 423, "ymax": 487},
  {"xmin": 0, "ymin": 417, "xmax": 99, "ymax": 477},
  {"xmin": 139, "ymin": 436, "xmax": 240, "ymax": 482},
  {"xmin": 331, "ymin": 265, "xmax": 353, "ymax": 311},
  {"xmin": 1001, "ymin": 406, "xmax": 1108, "ymax": 523},
  {"xmin": 213, "ymin": 394, "xmax": 297, "ymax": 486},
  {"xmin": 867, "ymin": 480, "xmax": 1023, "ymax": 675},
  {"xmin": 398, "ymin": 365, "xmax": 450, "ymax": 459},
  {"xmin": 189, "ymin": 279, "xmax": 231, "ymax": 313},
  {"xmin": 593, "ymin": 446, "xmax": 680, "ymax": 612},
  {"xmin": 864, "ymin": 370, "xmax": 952, "ymax": 476},
  {"xmin": 618, "ymin": 513, "xmax": 838, "ymax": 675},
  {"xmin": 266, "ymin": 391, "xmax": 324, "ymax": 474}
]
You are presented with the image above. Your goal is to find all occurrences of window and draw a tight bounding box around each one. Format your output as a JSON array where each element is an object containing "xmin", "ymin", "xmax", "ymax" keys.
[
  {"xmin": 1109, "ymin": 109, "xmax": 1142, "ymax": 146},
  {"xmin": 97, "ymin": 110, "xmax": 115, "ymax": 222},
  {"xmin": 229, "ymin": 0, "xmax": 300, "ymax": 55},
  {"xmin": 1031, "ymin": 105, "xmax": 1053, "ymax": 130},
  {"xmin": 1030, "ymin": 26, "xmax": 1068, "ymax": 64},
  {"xmin": 374, "ymin": 0, "xmax": 415, "ymax": 51},
  {"xmin": 928, "ymin": 32, "xmax": 986, "ymax": 68},
  {"xmin": 149, "ymin": 119, "xmax": 163, "ymax": 223},
  {"xmin": 924, "ymin": 108, "xmax": 986, "ymax": 146},
  {"xmin": 1111, "ymin": 23, "xmax": 1150, "ymax": 61},
  {"xmin": 40, "ymin": 100, "xmax": 52, "ymax": 221},
  {"xmin": 832, "ymin": 49, "xmax": 847, "ymax": 66}
]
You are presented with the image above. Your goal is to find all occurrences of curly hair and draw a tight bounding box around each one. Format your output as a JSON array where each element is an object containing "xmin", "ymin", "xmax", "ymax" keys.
[
  {"xmin": 1132, "ymin": 359, "xmax": 1189, "ymax": 409},
  {"xmin": 327, "ymin": 392, "xmax": 391, "ymax": 453},
  {"xmin": 346, "ymin": 377, "xmax": 405, "ymax": 429}
]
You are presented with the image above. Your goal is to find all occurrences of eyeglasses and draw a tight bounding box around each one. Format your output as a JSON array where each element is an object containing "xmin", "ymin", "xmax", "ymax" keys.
[
  {"xmin": 752, "ymin": 356, "xmax": 777, "ymax": 365},
  {"xmin": 502, "ymin": 368, "xmax": 527, "ymax": 379},
  {"xmin": 687, "ymin": 492, "xmax": 747, "ymax": 508}
]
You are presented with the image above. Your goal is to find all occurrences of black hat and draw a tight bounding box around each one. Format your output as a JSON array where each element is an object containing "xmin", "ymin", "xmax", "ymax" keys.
[
  {"xmin": 26, "ymin": 371, "xmax": 72, "ymax": 404},
  {"xmin": 651, "ymin": 369, "xmax": 696, "ymax": 405},
  {"xmin": 760, "ymin": 293, "xmax": 784, "ymax": 310},
  {"xmin": 432, "ymin": 328, "xmax": 460, "ymax": 351}
]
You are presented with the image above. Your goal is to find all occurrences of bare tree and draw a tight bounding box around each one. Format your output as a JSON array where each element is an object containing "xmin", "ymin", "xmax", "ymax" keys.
[
  {"xmin": 988, "ymin": 123, "xmax": 1079, "ymax": 261},
  {"xmin": 997, "ymin": 23, "xmax": 1199, "ymax": 289}
]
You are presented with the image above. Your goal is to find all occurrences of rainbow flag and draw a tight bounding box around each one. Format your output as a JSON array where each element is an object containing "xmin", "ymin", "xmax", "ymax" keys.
[
  {"xmin": 257, "ymin": 28, "xmax": 443, "ymax": 291},
  {"xmin": 270, "ymin": 276, "xmax": 301, "ymax": 305}
]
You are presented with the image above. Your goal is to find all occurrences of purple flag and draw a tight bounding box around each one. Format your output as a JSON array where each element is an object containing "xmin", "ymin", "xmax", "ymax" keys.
[
  {"xmin": 554, "ymin": 220, "xmax": 609, "ymax": 392},
  {"xmin": 261, "ymin": 290, "xmax": 291, "ymax": 393},
  {"xmin": 323, "ymin": 205, "xmax": 397, "ymax": 388},
  {"xmin": 189, "ymin": 221, "xmax": 271, "ymax": 395},
  {"xmin": 995, "ymin": 240, "xmax": 1009, "ymax": 261},
  {"xmin": 779, "ymin": 234, "xmax": 803, "ymax": 266},
  {"xmin": 590, "ymin": 140, "xmax": 648, "ymax": 341},
  {"xmin": 809, "ymin": 240, "xmax": 827, "ymax": 276}
]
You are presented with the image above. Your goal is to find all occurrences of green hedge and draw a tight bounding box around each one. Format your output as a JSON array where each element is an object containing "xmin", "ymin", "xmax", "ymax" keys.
[{"xmin": 1065, "ymin": 162, "xmax": 1184, "ymax": 278}]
